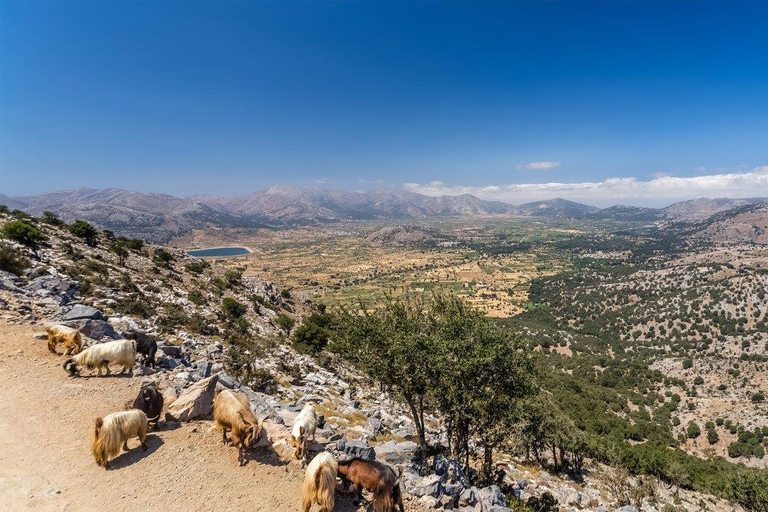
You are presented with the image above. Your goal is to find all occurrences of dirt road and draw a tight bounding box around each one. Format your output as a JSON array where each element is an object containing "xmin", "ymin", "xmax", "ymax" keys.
[{"xmin": 0, "ymin": 321, "xmax": 413, "ymax": 511}]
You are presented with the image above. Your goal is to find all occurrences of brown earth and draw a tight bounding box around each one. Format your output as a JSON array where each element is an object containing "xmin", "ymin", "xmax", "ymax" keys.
[{"xmin": 0, "ymin": 321, "xmax": 421, "ymax": 512}]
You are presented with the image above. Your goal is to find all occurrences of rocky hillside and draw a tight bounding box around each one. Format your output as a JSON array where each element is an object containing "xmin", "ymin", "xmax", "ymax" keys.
[
  {"xmin": 0, "ymin": 211, "xmax": 757, "ymax": 511},
  {"xmin": 691, "ymin": 201, "xmax": 768, "ymax": 243}
]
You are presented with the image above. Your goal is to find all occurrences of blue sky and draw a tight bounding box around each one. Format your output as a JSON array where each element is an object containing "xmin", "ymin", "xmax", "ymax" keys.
[{"xmin": 1, "ymin": 1, "xmax": 767, "ymax": 205}]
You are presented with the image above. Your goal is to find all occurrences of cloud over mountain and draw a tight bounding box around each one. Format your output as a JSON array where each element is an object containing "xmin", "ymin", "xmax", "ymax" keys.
[{"xmin": 404, "ymin": 166, "xmax": 768, "ymax": 206}]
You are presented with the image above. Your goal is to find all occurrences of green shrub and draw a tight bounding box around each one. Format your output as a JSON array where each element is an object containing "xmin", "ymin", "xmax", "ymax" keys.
[
  {"xmin": 222, "ymin": 297, "xmax": 247, "ymax": 319},
  {"xmin": 686, "ymin": 421, "xmax": 701, "ymax": 439},
  {"xmin": 275, "ymin": 313, "xmax": 296, "ymax": 335},
  {"xmin": 68, "ymin": 220, "xmax": 99, "ymax": 246},
  {"xmin": 0, "ymin": 242, "xmax": 30, "ymax": 275},
  {"xmin": 1, "ymin": 219, "xmax": 47, "ymax": 256}
]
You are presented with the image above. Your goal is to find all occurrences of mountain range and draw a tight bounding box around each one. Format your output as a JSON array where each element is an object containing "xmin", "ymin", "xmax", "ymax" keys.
[{"xmin": 1, "ymin": 186, "xmax": 765, "ymax": 242}]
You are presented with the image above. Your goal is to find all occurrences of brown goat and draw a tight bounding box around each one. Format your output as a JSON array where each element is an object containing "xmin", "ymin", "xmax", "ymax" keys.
[
  {"xmin": 213, "ymin": 389, "xmax": 262, "ymax": 465},
  {"xmin": 46, "ymin": 325, "xmax": 82, "ymax": 355},
  {"xmin": 337, "ymin": 458, "xmax": 404, "ymax": 512}
]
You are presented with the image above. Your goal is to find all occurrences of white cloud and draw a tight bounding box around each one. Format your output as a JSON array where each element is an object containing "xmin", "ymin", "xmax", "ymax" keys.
[
  {"xmin": 313, "ymin": 178, "xmax": 327, "ymax": 185},
  {"xmin": 402, "ymin": 166, "xmax": 768, "ymax": 206},
  {"xmin": 516, "ymin": 160, "xmax": 561, "ymax": 170}
]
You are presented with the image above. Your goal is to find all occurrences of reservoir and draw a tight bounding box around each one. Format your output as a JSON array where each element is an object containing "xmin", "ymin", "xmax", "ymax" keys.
[{"xmin": 186, "ymin": 247, "xmax": 251, "ymax": 258}]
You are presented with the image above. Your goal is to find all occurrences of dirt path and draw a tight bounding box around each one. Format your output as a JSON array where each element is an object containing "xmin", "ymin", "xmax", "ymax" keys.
[{"xmin": 0, "ymin": 321, "xmax": 415, "ymax": 512}]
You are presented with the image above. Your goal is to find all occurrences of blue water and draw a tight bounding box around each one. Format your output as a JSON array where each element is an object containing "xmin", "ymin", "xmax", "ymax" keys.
[{"xmin": 186, "ymin": 247, "xmax": 250, "ymax": 257}]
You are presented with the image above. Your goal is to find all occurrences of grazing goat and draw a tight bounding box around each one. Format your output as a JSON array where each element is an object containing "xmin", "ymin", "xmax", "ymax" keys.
[
  {"xmin": 63, "ymin": 339, "xmax": 136, "ymax": 377},
  {"xmin": 92, "ymin": 409, "xmax": 148, "ymax": 469},
  {"xmin": 213, "ymin": 389, "xmax": 262, "ymax": 465},
  {"xmin": 291, "ymin": 403, "xmax": 318, "ymax": 460},
  {"xmin": 122, "ymin": 330, "xmax": 158, "ymax": 367},
  {"xmin": 301, "ymin": 452, "xmax": 338, "ymax": 512},
  {"xmin": 132, "ymin": 382, "xmax": 164, "ymax": 431},
  {"xmin": 338, "ymin": 458, "xmax": 404, "ymax": 512},
  {"xmin": 46, "ymin": 325, "xmax": 82, "ymax": 355}
]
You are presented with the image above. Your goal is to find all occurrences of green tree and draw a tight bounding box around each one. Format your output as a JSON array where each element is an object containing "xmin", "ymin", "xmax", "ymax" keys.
[
  {"xmin": 153, "ymin": 248, "xmax": 174, "ymax": 268},
  {"xmin": 41, "ymin": 211, "xmax": 65, "ymax": 226},
  {"xmin": 221, "ymin": 297, "xmax": 247, "ymax": 319},
  {"xmin": 108, "ymin": 239, "xmax": 129, "ymax": 266},
  {"xmin": 275, "ymin": 313, "xmax": 296, "ymax": 335},
  {"xmin": 1, "ymin": 219, "xmax": 47, "ymax": 257},
  {"xmin": 686, "ymin": 421, "xmax": 701, "ymax": 439},
  {"xmin": 68, "ymin": 220, "xmax": 99, "ymax": 246}
]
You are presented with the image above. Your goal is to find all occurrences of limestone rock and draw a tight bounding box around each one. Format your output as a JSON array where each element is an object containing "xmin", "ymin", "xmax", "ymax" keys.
[{"xmin": 166, "ymin": 375, "xmax": 218, "ymax": 421}]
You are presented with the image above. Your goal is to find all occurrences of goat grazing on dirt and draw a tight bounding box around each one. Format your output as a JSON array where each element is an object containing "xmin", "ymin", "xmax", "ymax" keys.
[
  {"xmin": 46, "ymin": 325, "xmax": 82, "ymax": 355},
  {"xmin": 63, "ymin": 339, "xmax": 136, "ymax": 377},
  {"xmin": 132, "ymin": 382, "xmax": 164, "ymax": 431},
  {"xmin": 213, "ymin": 389, "xmax": 262, "ymax": 465},
  {"xmin": 337, "ymin": 458, "xmax": 404, "ymax": 512},
  {"xmin": 301, "ymin": 452, "xmax": 338, "ymax": 512},
  {"xmin": 91, "ymin": 409, "xmax": 148, "ymax": 469},
  {"xmin": 291, "ymin": 403, "xmax": 318, "ymax": 460},
  {"xmin": 122, "ymin": 330, "xmax": 158, "ymax": 367}
]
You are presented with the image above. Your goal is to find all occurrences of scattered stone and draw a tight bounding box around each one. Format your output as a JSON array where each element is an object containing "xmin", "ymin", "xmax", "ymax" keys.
[
  {"xmin": 373, "ymin": 440, "xmax": 418, "ymax": 465},
  {"xmin": 336, "ymin": 438, "xmax": 375, "ymax": 460},
  {"xmin": 62, "ymin": 304, "xmax": 105, "ymax": 321}
]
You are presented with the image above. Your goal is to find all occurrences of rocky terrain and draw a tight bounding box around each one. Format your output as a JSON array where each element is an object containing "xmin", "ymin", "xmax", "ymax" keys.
[{"xmin": 0, "ymin": 210, "xmax": 756, "ymax": 511}]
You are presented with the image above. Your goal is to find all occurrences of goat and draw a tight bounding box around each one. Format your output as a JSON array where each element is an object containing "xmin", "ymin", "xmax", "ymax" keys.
[
  {"xmin": 46, "ymin": 325, "xmax": 82, "ymax": 355},
  {"xmin": 122, "ymin": 330, "xmax": 158, "ymax": 367},
  {"xmin": 337, "ymin": 458, "xmax": 404, "ymax": 512},
  {"xmin": 213, "ymin": 389, "xmax": 262, "ymax": 465},
  {"xmin": 301, "ymin": 452, "xmax": 338, "ymax": 512},
  {"xmin": 63, "ymin": 339, "xmax": 136, "ymax": 377},
  {"xmin": 91, "ymin": 409, "xmax": 148, "ymax": 469},
  {"xmin": 132, "ymin": 382, "xmax": 164, "ymax": 431},
  {"xmin": 291, "ymin": 403, "xmax": 318, "ymax": 460}
]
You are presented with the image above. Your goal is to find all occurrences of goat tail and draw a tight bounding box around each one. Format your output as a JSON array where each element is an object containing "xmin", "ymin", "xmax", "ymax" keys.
[{"xmin": 374, "ymin": 482, "xmax": 394, "ymax": 512}]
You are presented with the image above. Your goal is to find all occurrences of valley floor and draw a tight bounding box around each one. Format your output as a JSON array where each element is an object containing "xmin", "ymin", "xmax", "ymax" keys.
[{"xmin": 0, "ymin": 321, "xmax": 417, "ymax": 512}]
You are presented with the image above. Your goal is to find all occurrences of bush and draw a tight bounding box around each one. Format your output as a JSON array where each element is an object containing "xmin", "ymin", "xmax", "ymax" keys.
[
  {"xmin": 224, "ymin": 269, "xmax": 242, "ymax": 286},
  {"xmin": 686, "ymin": 421, "xmax": 701, "ymax": 439},
  {"xmin": 185, "ymin": 261, "xmax": 210, "ymax": 274},
  {"xmin": 222, "ymin": 297, "xmax": 247, "ymax": 319},
  {"xmin": 41, "ymin": 211, "xmax": 65, "ymax": 226},
  {"xmin": 1, "ymin": 219, "xmax": 47, "ymax": 256},
  {"xmin": 275, "ymin": 313, "xmax": 295, "ymax": 335},
  {"xmin": 682, "ymin": 359, "xmax": 693, "ymax": 370},
  {"xmin": 0, "ymin": 242, "xmax": 30, "ymax": 275},
  {"xmin": 68, "ymin": 220, "xmax": 99, "ymax": 246},
  {"xmin": 751, "ymin": 392, "xmax": 765, "ymax": 403},
  {"xmin": 293, "ymin": 321, "xmax": 329, "ymax": 354},
  {"xmin": 707, "ymin": 427, "xmax": 719, "ymax": 445},
  {"xmin": 153, "ymin": 248, "xmax": 174, "ymax": 268}
]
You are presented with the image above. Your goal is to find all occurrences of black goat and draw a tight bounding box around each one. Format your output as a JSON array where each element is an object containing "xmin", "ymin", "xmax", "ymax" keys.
[
  {"xmin": 123, "ymin": 330, "xmax": 158, "ymax": 367},
  {"xmin": 132, "ymin": 382, "xmax": 164, "ymax": 431}
]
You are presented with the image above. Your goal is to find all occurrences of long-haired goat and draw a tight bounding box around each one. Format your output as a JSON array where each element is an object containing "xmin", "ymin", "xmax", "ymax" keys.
[
  {"xmin": 91, "ymin": 409, "xmax": 148, "ymax": 469},
  {"xmin": 291, "ymin": 403, "xmax": 318, "ymax": 460},
  {"xmin": 337, "ymin": 458, "xmax": 404, "ymax": 512},
  {"xmin": 122, "ymin": 330, "xmax": 158, "ymax": 367},
  {"xmin": 213, "ymin": 389, "xmax": 262, "ymax": 465},
  {"xmin": 63, "ymin": 339, "xmax": 136, "ymax": 377},
  {"xmin": 46, "ymin": 325, "xmax": 82, "ymax": 355},
  {"xmin": 301, "ymin": 452, "xmax": 338, "ymax": 512},
  {"xmin": 132, "ymin": 382, "xmax": 164, "ymax": 431}
]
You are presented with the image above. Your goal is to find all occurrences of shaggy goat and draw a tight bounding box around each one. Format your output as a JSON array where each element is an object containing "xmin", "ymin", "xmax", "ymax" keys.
[
  {"xmin": 213, "ymin": 389, "xmax": 262, "ymax": 465},
  {"xmin": 291, "ymin": 403, "xmax": 318, "ymax": 460},
  {"xmin": 46, "ymin": 325, "xmax": 82, "ymax": 355},
  {"xmin": 132, "ymin": 382, "xmax": 164, "ymax": 431},
  {"xmin": 301, "ymin": 452, "xmax": 338, "ymax": 512},
  {"xmin": 338, "ymin": 458, "xmax": 404, "ymax": 512},
  {"xmin": 122, "ymin": 330, "xmax": 158, "ymax": 367},
  {"xmin": 63, "ymin": 339, "xmax": 136, "ymax": 377},
  {"xmin": 92, "ymin": 409, "xmax": 148, "ymax": 469}
]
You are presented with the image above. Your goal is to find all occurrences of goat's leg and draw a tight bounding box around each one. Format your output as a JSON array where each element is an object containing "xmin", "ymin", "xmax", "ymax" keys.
[
  {"xmin": 221, "ymin": 428, "xmax": 229, "ymax": 445},
  {"xmin": 122, "ymin": 441, "xmax": 129, "ymax": 451}
]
